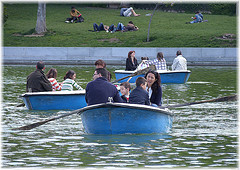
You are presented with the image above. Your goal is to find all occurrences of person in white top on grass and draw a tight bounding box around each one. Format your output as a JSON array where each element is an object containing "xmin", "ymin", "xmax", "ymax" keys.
[
  {"xmin": 172, "ymin": 50, "xmax": 187, "ymax": 71},
  {"xmin": 61, "ymin": 70, "xmax": 83, "ymax": 91}
]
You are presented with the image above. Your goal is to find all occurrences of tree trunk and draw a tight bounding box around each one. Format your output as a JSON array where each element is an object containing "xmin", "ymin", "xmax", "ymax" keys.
[
  {"xmin": 147, "ymin": 3, "xmax": 159, "ymax": 42},
  {"xmin": 35, "ymin": 2, "xmax": 46, "ymax": 34}
]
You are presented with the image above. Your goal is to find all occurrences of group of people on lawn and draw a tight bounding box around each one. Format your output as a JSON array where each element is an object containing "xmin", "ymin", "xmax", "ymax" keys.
[{"xmin": 26, "ymin": 50, "xmax": 187, "ymax": 108}]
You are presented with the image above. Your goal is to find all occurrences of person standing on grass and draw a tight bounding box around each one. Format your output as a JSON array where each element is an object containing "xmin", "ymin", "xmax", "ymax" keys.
[
  {"xmin": 85, "ymin": 68, "xmax": 123, "ymax": 106},
  {"xmin": 61, "ymin": 70, "xmax": 83, "ymax": 91},
  {"xmin": 172, "ymin": 50, "xmax": 187, "ymax": 71},
  {"xmin": 26, "ymin": 61, "xmax": 52, "ymax": 92}
]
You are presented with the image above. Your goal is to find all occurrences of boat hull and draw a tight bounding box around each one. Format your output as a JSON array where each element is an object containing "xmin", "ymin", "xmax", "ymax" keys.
[
  {"xmin": 114, "ymin": 70, "xmax": 191, "ymax": 84},
  {"xmin": 21, "ymin": 91, "xmax": 87, "ymax": 110},
  {"xmin": 81, "ymin": 103, "xmax": 173, "ymax": 134}
]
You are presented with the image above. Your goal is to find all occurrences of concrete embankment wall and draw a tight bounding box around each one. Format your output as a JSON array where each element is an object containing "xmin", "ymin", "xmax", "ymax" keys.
[{"xmin": 3, "ymin": 47, "xmax": 237, "ymax": 66}]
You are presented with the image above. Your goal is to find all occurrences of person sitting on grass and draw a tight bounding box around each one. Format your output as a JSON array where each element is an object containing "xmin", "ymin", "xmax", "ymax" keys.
[
  {"xmin": 65, "ymin": 6, "xmax": 84, "ymax": 23},
  {"xmin": 186, "ymin": 11, "xmax": 203, "ymax": 24},
  {"xmin": 120, "ymin": 82, "xmax": 131, "ymax": 103},
  {"xmin": 129, "ymin": 77, "xmax": 150, "ymax": 105}
]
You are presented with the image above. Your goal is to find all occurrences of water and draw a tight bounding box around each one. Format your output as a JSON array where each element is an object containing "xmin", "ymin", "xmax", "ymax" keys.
[{"xmin": 2, "ymin": 65, "xmax": 238, "ymax": 168}]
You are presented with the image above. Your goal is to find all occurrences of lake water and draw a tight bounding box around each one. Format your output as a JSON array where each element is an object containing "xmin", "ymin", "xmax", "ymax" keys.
[{"xmin": 1, "ymin": 65, "xmax": 238, "ymax": 168}]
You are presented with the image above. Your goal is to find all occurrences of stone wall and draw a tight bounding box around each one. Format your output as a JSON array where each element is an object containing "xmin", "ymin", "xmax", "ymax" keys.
[{"xmin": 3, "ymin": 47, "xmax": 237, "ymax": 66}]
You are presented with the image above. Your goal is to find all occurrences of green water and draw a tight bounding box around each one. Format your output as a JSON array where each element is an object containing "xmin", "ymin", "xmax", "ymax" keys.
[{"xmin": 2, "ymin": 65, "xmax": 238, "ymax": 168}]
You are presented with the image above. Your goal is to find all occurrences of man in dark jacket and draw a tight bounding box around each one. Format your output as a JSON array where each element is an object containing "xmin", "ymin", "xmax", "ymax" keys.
[
  {"xmin": 129, "ymin": 77, "xmax": 150, "ymax": 105},
  {"xmin": 26, "ymin": 61, "xmax": 52, "ymax": 92},
  {"xmin": 85, "ymin": 68, "xmax": 123, "ymax": 106}
]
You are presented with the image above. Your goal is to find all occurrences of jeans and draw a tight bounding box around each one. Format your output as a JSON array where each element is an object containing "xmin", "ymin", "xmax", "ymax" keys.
[
  {"xmin": 108, "ymin": 24, "xmax": 117, "ymax": 32},
  {"xmin": 117, "ymin": 22, "xmax": 125, "ymax": 31},
  {"xmin": 93, "ymin": 23, "xmax": 105, "ymax": 31}
]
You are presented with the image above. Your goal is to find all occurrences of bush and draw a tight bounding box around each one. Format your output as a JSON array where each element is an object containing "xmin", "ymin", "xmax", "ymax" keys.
[{"xmin": 210, "ymin": 4, "xmax": 236, "ymax": 16}]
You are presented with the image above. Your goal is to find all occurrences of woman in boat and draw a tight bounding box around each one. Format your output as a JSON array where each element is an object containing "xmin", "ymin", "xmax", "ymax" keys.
[
  {"xmin": 144, "ymin": 70, "xmax": 162, "ymax": 106},
  {"xmin": 147, "ymin": 52, "xmax": 167, "ymax": 70},
  {"xmin": 61, "ymin": 70, "xmax": 83, "ymax": 91},
  {"xmin": 46, "ymin": 68, "xmax": 62, "ymax": 91},
  {"xmin": 125, "ymin": 50, "xmax": 138, "ymax": 71}
]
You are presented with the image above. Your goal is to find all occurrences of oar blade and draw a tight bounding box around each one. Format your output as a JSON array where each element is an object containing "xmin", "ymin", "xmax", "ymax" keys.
[{"xmin": 13, "ymin": 120, "xmax": 49, "ymax": 130}]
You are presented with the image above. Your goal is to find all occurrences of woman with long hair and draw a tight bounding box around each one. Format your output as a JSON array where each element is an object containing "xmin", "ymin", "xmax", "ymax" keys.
[
  {"xmin": 125, "ymin": 50, "xmax": 138, "ymax": 71},
  {"xmin": 46, "ymin": 68, "xmax": 61, "ymax": 91},
  {"xmin": 144, "ymin": 70, "xmax": 162, "ymax": 106}
]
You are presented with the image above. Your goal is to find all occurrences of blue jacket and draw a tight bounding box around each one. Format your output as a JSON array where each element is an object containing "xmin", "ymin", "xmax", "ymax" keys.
[
  {"xmin": 129, "ymin": 86, "xmax": 150, "ymax": 105},
  {"xmin": 85, "ymin": 77, "xmax": 123, "ymax": 105},
  {"xmin": 150, "ymin": 86, "xmax": 162, "ymax": 106}
]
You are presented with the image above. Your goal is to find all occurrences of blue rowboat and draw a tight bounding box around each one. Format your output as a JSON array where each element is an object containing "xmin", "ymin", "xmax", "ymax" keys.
[
  {"xmin": 20, "ymin": 90, "xmax": 87, "ymax": 110},
  {"xmin": 80, "ymin": 102, "xmax": 173, "ymax": 134},
  {"xmin": 114, "ymin": 70, "xmax": 191, "ymax": 84}
]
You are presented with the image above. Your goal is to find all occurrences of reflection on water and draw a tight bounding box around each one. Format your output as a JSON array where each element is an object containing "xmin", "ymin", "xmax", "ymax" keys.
[{"xmin": 2, "ymin": 65, "xmax": 238, "ymax": 168}]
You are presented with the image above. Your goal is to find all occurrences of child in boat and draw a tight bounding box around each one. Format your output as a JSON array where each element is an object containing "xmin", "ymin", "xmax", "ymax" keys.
[
  {"xmin": 120, "ymin": 82, "xmax": 131, "ymax": 103},
  {"xmin": 129, "ymin": 77, "xmax": 150, "ymax": 105},
  {"xmin": 46, "ymin": 68, "xmax": 62, "ymax": 91},
  {"xmin": 61, "ymin": 70, "xmax": 83, "ymax": 91}
]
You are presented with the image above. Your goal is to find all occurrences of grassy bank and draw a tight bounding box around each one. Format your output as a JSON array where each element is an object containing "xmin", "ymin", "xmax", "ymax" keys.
[{"xmin": 3, "ymin": 3, "xmax": 237, "ymax": 47}]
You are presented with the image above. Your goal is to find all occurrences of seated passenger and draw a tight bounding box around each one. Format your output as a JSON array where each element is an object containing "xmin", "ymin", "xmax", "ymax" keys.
[
  {"xmin": 26, "ymin": 61, "xmax": 52, "ymax": 92},
  {"xmin": 85, "ymin": 68, "xmax": 123, "ymax": 105},
  {"xmin": 120, "ymin": 82, "xmax": 131, "ymax": 103},
  {"xmin": 126, "ymin": 50, "xmax": 138, "ymax": 71},
  {"xmin": 46, "ymin": 68, "xmax": 62, "ymax": 91},
  {"xmin": 61, "ymin": 70, "xmax": 83, "ymax": 91},
  {"xmin": 147, "ymin": 52, "xmax": 167, "ymax": 70},
  {"xmin": 129, "ymin": 77, "xmax": 150, "ymax": 105}
]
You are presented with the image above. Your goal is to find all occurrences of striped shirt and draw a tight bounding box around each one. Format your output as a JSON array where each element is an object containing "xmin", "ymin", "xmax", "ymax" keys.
[
  {"xmin": 48, "ymin": 78, "xmax": 61, "ymax": 91},
  {"xmin": 61, "ymin": 78, "xmax": 83, "ymax": 91}
]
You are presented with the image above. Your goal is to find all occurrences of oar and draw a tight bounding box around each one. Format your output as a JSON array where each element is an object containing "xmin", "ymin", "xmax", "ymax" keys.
[
  {"xmin": 160, "ymin": 94, "xmax": 237, "ymax": 109},
  {"xmin": 17, "ymin": 103, "xmax": 25, "ymax": 107},
  {"xmin": 112, "ymin": 65, "xmax": 156, "ymax": 83},
  {"xmin": 13, "ymin": 107, "xmax": 88, "ymax": 130}
]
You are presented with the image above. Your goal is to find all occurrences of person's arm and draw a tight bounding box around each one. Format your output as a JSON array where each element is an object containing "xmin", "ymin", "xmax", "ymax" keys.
[
  {"xmin": 73, "ymin": 81, "xmax": 83, "ymax": 90},
  {"xmin": 85, "ymin": 84, "xmax": 89, "ymax": 104},
  {"xmin": 172, "ymin": 58, "xmax": 177, "ymax": 70},
  {"xmin": 145, "ymin": 92, "xmax": 150, "ymax": 105},
  {"xmin": 52, "ymin": 79, "xmax": 62, "ymax": 91},
  {"xmin": 126, "ymin": 58, "xmax": 132, "ymax": 70}
]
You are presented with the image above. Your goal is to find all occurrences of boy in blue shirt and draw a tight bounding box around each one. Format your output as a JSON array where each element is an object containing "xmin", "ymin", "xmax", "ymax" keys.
[{"xmin": 129, "ymin": 77, "xmax": 150, "ymax": 105}]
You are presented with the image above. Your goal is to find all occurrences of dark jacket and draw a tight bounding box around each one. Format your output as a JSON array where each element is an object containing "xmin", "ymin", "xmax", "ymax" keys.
[
  {"xmin": 126, "ymin": 58, "xmax": 138, "ymax": 71},
  {"xmin": 150, "ymin": 86, "xmax": 162, "ymax": 106},
  {"xmin": 129, "ymin": 86, "xmax": 150, "ymax": 105},
  {"xmin": 121, "ymin": 95, "xmax": 129, "ymax": 103},
  {"xmin": 26, "ymin": 69, "xmax": 52, "ymax": 92},
  {"xmin": 85, "ymin": 77, "xmax": 123, "ymax": 106}
]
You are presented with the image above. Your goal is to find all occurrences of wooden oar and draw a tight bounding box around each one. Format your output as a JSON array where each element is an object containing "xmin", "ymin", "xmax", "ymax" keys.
[
  {"xmin": 160, "ymin": 94, "xmax": 237, "ymax": 109},
  {"xmin": 13, "ymin": 107, "xmax": 89, "ymax": 130},
  {"xmin": 112, "ymin": 65, "xmax": 156, "ymax": 83}
]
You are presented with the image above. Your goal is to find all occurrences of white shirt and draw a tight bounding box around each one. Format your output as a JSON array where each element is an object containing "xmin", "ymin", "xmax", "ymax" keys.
[{"xmin": 172, "ymin": 55, "xmax": 187, "ymax": 71}]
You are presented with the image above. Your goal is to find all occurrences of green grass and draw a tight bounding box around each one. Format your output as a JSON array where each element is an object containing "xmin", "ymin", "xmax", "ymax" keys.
[{"xmin": 3, "ymin": 3, "xmax": 237, "ymax": 47}]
